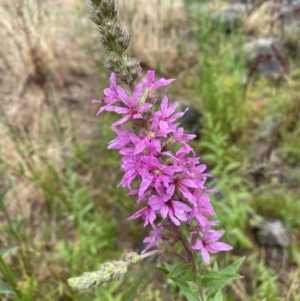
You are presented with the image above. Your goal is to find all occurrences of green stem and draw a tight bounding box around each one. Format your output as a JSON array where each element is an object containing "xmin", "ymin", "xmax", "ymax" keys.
[
  {"xmin": 139, "ymin": 250, "xmax": 159, "ymax": 261},
  {"xmin": 178, "ymin": 228, "xmax": 204, "ymax": 301}
]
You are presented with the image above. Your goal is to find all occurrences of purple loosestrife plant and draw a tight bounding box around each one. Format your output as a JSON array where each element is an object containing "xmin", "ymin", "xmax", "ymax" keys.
[
  {"xmin": 93, "ymin": 70, "xmax": 232, "ymax": 261},
  {"xmin": 68, "ymin": 1, "xmax": 245, "ymax": 299}
]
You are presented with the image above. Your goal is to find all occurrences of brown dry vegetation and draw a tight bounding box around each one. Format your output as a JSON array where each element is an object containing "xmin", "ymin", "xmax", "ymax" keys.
[
  {"xmin": 0, "ymin": 0, "xmax": 191, "ymax": 222},
  {"xmin": 0, "ymin": 0, "xmax": 99, "ymax": 221}
]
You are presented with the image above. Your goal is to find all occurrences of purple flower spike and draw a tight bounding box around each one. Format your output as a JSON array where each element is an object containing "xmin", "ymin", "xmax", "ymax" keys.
[{"xmin": 94, "ymin": 70, "xmax": 232, "ymax": 261}]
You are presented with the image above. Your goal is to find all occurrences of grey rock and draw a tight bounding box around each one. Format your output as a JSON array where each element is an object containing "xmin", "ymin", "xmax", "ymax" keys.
[
  {"xmin": 244, "ymin": 37, "xmax": 289, "ymax": 76},
  {"xmin": 248, "ymin": 212, "xmax": 290, "ymax": 247},
  {"xmin": 211, "ymin": 3, "xmax": 252, "ymax": 34},
  {"xmin": 276, "ymin": 1, "xmax": 300, "ymax": 27},
  {"xmin": 255, "ymin": 220, "xmax": 290, "ymax": 247}
]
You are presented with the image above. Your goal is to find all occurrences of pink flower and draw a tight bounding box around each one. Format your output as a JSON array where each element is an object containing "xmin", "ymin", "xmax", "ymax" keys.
[
  {"xmin": 92, "ymin": 73, "xmax": 118, "ymax": 115},
  {"xmin": 107, "ymin": 84, "xmax": 152, "ymax": 127},
  {"xmin": 119, "ymin": 155, "xmax": 142, "ymax": 189},
  {"xmin": 138, "ymin": 156, "xmax": 182, "ymax": 197},
  {"xmin": 191, "ymin": 230, "xmax": 232, "ymax": 264},
  {"xmin": 148, "ymin": 114, "xmax": 173, "ymax": 138},
  {"xmin": 149, "ymin": 189, "xmax": 192, "ymax": 226},
  {"xmin": 142, "ymin": 227, "xmax": 162, "ymax": 254},
  {"xmin": 162, "ymin": 145, "xmax": 194, "ymax": 167},
  {"xmin": 167, "ymin": 173, "xmax": 199, "ymax": 204},
  {"xmin": 188, "ymin": 205, "xmax": 211, "ymax": 228},
  {"xmin": 172, "ymin": 127, "xmax": 196, "ymax": 145},
  {"xmin": 128, "ymin": 205, "xmax": 156, "ymax": 227},
  {"xmin": 108, "ymin": 126, "xmax": 132, "ymax": 150},
  {"xmin": 133, "ymin": 136, "xmax": 161, "ymax": 157},
  {"xmin": 144, "ymin": 70, "xmax": 175, "ymax": 90},
  {"xmin": 183, "ymin": 161, "xmax": 211, "ymax": 190},
  {"xmin": 155, "ymin": 96, "xmax": 186, "ymax": 130}
]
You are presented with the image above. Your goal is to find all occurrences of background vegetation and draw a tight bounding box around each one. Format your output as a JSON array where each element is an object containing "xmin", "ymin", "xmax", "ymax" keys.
[{"xmin": 0, "ymin": 0, "xmax": 299, "ymax": 300}]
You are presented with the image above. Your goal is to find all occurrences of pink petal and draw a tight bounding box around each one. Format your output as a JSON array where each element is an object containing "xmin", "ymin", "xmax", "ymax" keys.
[
  {"xmin": 117, "ymin": 86, "xmax": 131, "ymax": 107},
  {"xmin": 152, "ymin": 78, "xmax": 175, "ymax": 89},
  {"xmin": 209, "ymin": 242, "xmax": 232, "ymax": 253},
  {"xmin": 159, "ymin": 120, "xmax": 169, "ymax": 130},
  {"xmin": 106, "ymin": 106, "xmax": 129, "ymax": 114},
  {"xmin": 128, "ymin": 207, "xmax": 147, "ymax": 220},
  {"xmin": 179, "ymin": 186, "xmax": 194, "ymax": 203},
  {"xmin": 139, "ymin": 178, "xmax": 152, "ymax": 197},
  {"xmin": 160, "ymin": 205, "xmax": 169, "ymax": 219},
  {"xmin": 134, "ymin": 140, "xmax": 146, "ymax": 155},
  {"xmin": 139, "ymin": 103, "xmax": 152, "ymax": 111},
  {"xmin": 168, "ymin": 111, "xmax": 184, "ymax": 122},
  {"xmin": 201, "ymin": 248, "xmax": 210, "ymax": 264},
  {"xmin": 112, "ymin": 115, "xmax": 131, "ymax": 127},
  {"xmin": 191, "ymin": 240, "xmax": 203, "ymax": 250},
  {"xmin": 166, "ymin": 102, "xmax": 178, "ymax": 117},
  {"xmin": 181, "ymin": 178, "xmax": 199, "ymax": 188},
  {"xmin": 92, "ymin": 99, "xmax": 103, "ymax": 104},
  {"xmin": 145, "ymin": 70, "xmax": 155, "ymax": 86},
  {"xmin": 205, "ymin": 230, "xmax": 225, "ymax": 242},
  {"xmin": 132, "ymin": 83, "xmax": 143, "ymax": 104},
  {"xmin": 160, "ymin": 95, "xmax": 168, "ymax": 112},
  {"xmin": 169, "ymin": 211, "xmax": 180, "ymax": 225}
]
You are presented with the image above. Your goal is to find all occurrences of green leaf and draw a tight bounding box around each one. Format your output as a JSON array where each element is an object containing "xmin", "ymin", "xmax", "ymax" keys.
[
  {"xmin": 0, "ymin": 283, "xmax": 16, "ymax": 295},
  {"xmin": 201, "ymin": 272, "xmax": 243, "ymax": 285},
  {"xmin": 222, "ymin": 257, "xmax": 245, "ymax": 274},
  {"xmin": 1, "ymin": 246, "xmax": 19, "ymax": 258},
  {"xmin": 200, "ymin": 142, "xmax": 218, "ymax": 152},
  {"xmin": 223, "ymin": 162, "xmax": 241, "ymax": 172},
  {"xmin": 168, "ymin": 263, "xmax": 191, "ymax": 278},
  {"xmin": 0, "ymin": 256, "xmax": 18, "ymax": 293},
  {"xmin": 232, "ymin": 229, "xmax": 253, "ymax": 249},
  {"xmin": 212, "ymin": 290, "xmax": 223, "ymax": 301},
  {"xmin": 212, "ymin": 262, "xmax": 219, "ymax": 272},
  {"xmin": 171, "ymin": 279, "xmax": 201, "ymax": 301},
  {"xmin": 155, "ymin": 267, "xmax": 169, "ymax": 276},
  {"xmin": 202, "ymin": 154, "xmax": 217, "ymax": 162},
  {"xmin": 21, "ymin": 277, "xmax": 35, "ymax": 301},
  {"xmin": 201, "ymin": 272, "xmax": 243, "ymax": 295}
]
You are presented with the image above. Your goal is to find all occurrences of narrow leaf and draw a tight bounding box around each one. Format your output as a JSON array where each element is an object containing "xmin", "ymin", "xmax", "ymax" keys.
[
  {"xmin": 201, "ymin": 272, "xmax": 243, "ymax": 295},
  {"xmin": 0, "ymin": 283, "xmax": 16, "ymax": 295},
  {"xmin": 0, "ymin": 256, "xmax": 18, "ymax": 289},
  {"xmin": 201, "ymin": 272, "xmax": 243, "ymax": 285},
  {"xmin": 156, "ymin": 267, "xmax": 169, "ymax": 276},
  {"xmin": 212, "ymin": 262, "xmax": 219, "ymax": 272},
  {"xmin": 222, "ymin": 257, "xmax": 245, "ymax": 274},
  {"xmin": 168, "ymin": 263, "xmax": 190, "ymax": 278},
  {"xmin": 171, "ymin": 279, "xmax": 201, "ymax": 301},
  {"xmin": 1, "ymin": 246, "xmax": 19, "ymax": 258},
  {"xmin": 212, "ymin": 290, "xmax": 223, "ymax": 301}
]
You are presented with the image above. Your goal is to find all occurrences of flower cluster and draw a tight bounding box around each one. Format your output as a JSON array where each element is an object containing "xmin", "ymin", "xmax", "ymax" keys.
[{"xmin": 93, "ymin": 71, "xmax": 232, "ymax": 264}]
